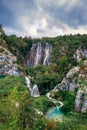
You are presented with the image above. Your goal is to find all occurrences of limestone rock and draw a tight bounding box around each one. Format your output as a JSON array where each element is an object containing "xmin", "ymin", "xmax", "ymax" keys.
[
  {"xmin": 66, "ymin": 67, "xmax": 80, "ymax": 78},
  {"xmin": 75, "ymin": 89, "xmax": 84, "ymax": 112},
  {"xmin": 74, "ymin": 49, "xmax": 87, "ymax": 62},
  {"xmin": 59, "ymin": 63, "xmax": 87, "ymax": 113},
  {"xmin": 69, "ymin": 83, "xmax": 76, "ymax": 91},
  {"xmin": 0, "ymin": 46, "xmax": 20, "ymax": 75},
  {"xmin": 81, "ymin": 93, "xmax": 87, "ymax": 113},
  {"xmin": 75, "ymin": 89, "xmax": 87, "ymax": 113},
  {"xmin": 60, "ymin": 67, "xmax": 79, "ymax": 91}
]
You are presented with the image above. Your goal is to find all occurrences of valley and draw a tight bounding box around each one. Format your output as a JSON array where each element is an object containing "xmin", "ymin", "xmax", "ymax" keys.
[{"xmin": 0, "ymin": 26, "xmax": 87, "ymax": 130}]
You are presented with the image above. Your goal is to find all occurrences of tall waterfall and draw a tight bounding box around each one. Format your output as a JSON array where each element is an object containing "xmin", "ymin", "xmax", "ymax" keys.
[
  {"xmin": 27, "ymin": 42, "xmax": 52, "ymax": 66},
  {"xmin": 43, "ymin": 43, "xmax": 52, "ymax": 65},
  {"xmin": 25, "ymin": 76, "xmax": 40, "ymax": 97},
  {"xmin": 34, "ymin": 42, "xmax": 42, "ymax": 66}
]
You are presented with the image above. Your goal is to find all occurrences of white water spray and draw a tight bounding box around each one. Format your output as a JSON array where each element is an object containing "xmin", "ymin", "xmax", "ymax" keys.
[
  {"xmin": 43, "ymin": 43, "xmax": 51, "ymax": 65},
  {"xmin": 34, "ymin": 43, "xmax": 42, "ymax": 66},
  {"xmin": 25, "ymin": 76, "xmax": 40, "ymax": 97},
  {"xmin": 32, "ymin": 84, "xmax": 40, "ymax": 97}
]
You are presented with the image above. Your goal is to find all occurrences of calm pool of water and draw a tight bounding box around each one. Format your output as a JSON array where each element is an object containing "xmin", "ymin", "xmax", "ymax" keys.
[
  {"xmin": 0, "ymin": 75, "xmax": 6, "ymax": 79},
  {"xmin": 46, "ymin": 107, "xmax": 63, "ymax": 120}
]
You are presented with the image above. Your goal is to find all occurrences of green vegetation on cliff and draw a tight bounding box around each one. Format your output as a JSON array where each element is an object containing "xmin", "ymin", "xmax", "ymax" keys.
[{"xmin": 0, "ymin": 26, "xmax": 87, "ymax": 130}]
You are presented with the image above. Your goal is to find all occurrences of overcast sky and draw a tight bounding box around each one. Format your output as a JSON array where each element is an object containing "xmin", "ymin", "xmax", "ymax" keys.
[{"xmin": 0, "ymin": 0, "xmax": 87, "ymax": 37}]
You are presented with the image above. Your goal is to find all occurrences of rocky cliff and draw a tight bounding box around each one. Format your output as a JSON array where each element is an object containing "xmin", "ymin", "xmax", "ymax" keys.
[
  {"xmin": 0, "ymin": 46, "xmax": 20, "ymax": 75},
  {"xmin": 59, "ymin": 60, "xmax": 87, "ymax": 113},
  {"xmin": 74, "ymin": 47, "xmax": 87, "ymax": 62}
]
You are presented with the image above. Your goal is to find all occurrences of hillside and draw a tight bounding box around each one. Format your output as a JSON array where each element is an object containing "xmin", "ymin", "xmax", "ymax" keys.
[{"xmin": 0, "ymin": 27, "xmax": 87, "ymax": 130}]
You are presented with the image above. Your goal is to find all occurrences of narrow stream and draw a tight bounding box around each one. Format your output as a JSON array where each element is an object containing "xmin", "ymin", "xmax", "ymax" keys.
[{"xmin": 46, "ymin": 85, "xmax": 63, "ymax": 120}]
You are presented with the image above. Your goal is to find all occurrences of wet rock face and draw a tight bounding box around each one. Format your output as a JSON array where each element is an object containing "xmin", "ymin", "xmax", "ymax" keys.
[
  {"xmin": 0, "ymin": 46, "xmax": 20, "ymax": 75},
  {"xmin": 27, "ymin": 42, "xmax": 52, "ymax": 66}
]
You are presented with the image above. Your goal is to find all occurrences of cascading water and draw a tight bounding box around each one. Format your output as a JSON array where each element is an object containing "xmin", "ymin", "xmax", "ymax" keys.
[
  {"xmin": 25, "ymin": 76, "xmax": 32, "ymax": 93},
  {"xmin": 27, "ymin": 42, "xmax": 52, "ymax": 66},
  {"xmin": 34, "ymin": 42, "xmax": 42, "ymax": 66},
  {"xmin": 43, "ymin": 43, "xmax": 52, "ymax": 65},
  {"xmin": 32, "ymin": 84, "xmax": 40, "ymax": 97},
  {"xmin": 25, "ymin": 76, "xmax": 40, "ymax": 97}
]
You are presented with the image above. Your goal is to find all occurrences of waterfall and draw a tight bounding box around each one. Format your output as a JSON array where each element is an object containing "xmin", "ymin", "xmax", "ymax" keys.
[
  {"xmin": 43, "ymin": 43, "xmax": 52, "ymax": 65},
  {"xmin": 25, "ymin": 76, "xmax": 40, "ymax": 97},
  {"xmin": 32, "ymin": 84, "xmax": 40, "ymax": 97},
  {"xmin": 25, "ymin": 76, "xmax": 32, "ymax": 93},
  {"xmin": 27, "ymin": 42, "xmax": 52, "ymax": 66},
  {"xmin": 25, "ymin": 76, "xmax": 31, "ymax": 88},
  {"xmin": 34, "ymin": 42, "xmax": 42, "ymax": 66},
  {"xmin": 56, "ymin": 105, "xmax": 59, "ymax": 110}
]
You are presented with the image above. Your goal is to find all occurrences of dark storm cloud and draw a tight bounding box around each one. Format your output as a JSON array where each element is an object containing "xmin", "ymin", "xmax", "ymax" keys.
[
  {"xmin": 0, "ymin": 0, "xmax": 87, "ymax": 37},
  {"xmin": 0, "ymin": 0, "xmax": 15, "ymax": 27},
  {"xmin": 40, "ymin": 0, "xmax": 87, "ymax": 28}
]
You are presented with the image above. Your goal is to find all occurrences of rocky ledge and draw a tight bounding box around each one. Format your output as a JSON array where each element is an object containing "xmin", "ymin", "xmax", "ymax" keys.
[
  {"xmin": 59, "ymin": 61, "xmax": 87, "ymax": 113},
  {"xmin": 0, "ymin": 46, "xmax": 20, "ymax": 75}
]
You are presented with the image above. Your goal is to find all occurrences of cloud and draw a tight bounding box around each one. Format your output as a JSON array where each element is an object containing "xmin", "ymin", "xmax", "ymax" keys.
[{"xmin": 1, "ymin": 0, "xmax": 87, "ymax": 37}]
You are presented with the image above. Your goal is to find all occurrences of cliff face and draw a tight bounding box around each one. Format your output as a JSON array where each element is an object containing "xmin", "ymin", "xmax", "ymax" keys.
[
  {"xmin": 75, "ymin": 61, "xmax": 87, "ymax": 113},
  {"xmin": 0, "ymin": 46, "xmax": 20, "ymax": 75},
  {"xmin": 75, "ymin": 89, "xmax": 87, "ymax": 113},
  {"xmin": 27, "ymin": 42, "xmax": 52, "ymax": 66},
  {"xmin": 74, "ymin": 48, "xmax": 87, "ymax": 62},
  {"xmin": 59, "ymin": 60, "xmax": 87, "ymax": 113}
]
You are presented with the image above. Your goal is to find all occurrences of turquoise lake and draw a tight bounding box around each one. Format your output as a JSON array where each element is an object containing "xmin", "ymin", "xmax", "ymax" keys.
[
  {"xmin": 46, "ymin": 107, "xmax": 63, "ymax": 120},
  {"xmin": 0, "ymin": 75, "xmax": 6, "ymax": 79}
]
